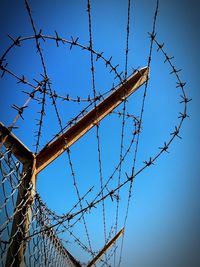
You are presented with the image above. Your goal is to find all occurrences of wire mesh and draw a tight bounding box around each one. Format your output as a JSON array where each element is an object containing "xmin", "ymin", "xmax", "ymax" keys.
[{"xmin": 0, "ymin": 144, "xmax": 81, "ymax": 267}]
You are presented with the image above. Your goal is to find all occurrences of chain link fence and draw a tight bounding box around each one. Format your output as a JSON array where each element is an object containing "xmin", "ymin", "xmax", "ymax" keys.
[{"xmin": 0, "ymin": 143, "xmax": 80, "ymax": 267}]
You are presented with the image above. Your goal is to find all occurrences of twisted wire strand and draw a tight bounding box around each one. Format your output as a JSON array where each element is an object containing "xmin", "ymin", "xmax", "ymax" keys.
[
  {"xmin": 87, "ymin": 0, "xmax": 107, "ymax": 254},
  {"xmin": 114, "ymin": 0, "xmax": 131, "ymax": 265},
  {"xmin": 117, "ymin": 1, "xmax": 159, "ymax": 266}
]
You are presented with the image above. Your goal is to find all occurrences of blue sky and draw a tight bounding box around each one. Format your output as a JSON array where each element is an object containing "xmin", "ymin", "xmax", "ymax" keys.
[{"xmin": 0, "ymin": 0, "xmax": 200, "ymax": 266}]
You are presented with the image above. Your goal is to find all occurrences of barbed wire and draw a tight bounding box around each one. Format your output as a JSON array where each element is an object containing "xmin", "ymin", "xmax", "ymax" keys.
[
  {"xmin": 1, "ymin": 39, "xmax": 190, "ymax": 264},
  {"xmin": 24, "ymin": 28, "xmax": 191, "ymax": 249},
  {"xmin": 0, "ymin": 34, "xmax": 124, "ymax": 102},
  {"xmin": 0, "ymin": 0, "xmax": 191, "ymax": 266},
  {"xmin": 87, "ymin": 0, "xmax": 108, "ymax": 259},
  {"xmin": 25, "ymin": 0, "xmax": 66, "ymax": 154}
]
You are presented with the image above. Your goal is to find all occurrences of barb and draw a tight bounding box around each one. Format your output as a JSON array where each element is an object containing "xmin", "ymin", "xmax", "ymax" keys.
[{"xmin": 0, "ymin": 80, "xmax": 42, "ymax": 150}]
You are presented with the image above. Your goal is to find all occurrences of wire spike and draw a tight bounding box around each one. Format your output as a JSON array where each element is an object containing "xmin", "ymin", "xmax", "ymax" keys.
[{"xmin": 8, "ymin": 35, "xmax": 21, "ymax": 46}]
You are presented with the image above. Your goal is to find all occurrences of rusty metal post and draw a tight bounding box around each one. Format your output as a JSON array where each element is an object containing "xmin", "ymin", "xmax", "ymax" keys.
[
  {"xmin": 87, "ymin": 228, "xmax": 124, "ymax": 267},
  {"xmin": 5, "ymin": 159, "xmax": 36, "ymax": 267}
]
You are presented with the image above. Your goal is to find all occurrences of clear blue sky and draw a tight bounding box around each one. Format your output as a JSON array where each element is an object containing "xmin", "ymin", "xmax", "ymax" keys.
[{"xmin": 0, "ymin": 0, "xmax": 199, "ymax": 266}]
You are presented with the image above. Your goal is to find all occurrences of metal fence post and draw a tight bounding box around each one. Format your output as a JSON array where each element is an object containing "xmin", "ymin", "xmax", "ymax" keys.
[
  {"xmin": 0, "ymin": 123, "xmax": 36, "ymax": 266},
  {"xmin": 5, "ymin": 158, "xmax": 36, "ymax": 267}
]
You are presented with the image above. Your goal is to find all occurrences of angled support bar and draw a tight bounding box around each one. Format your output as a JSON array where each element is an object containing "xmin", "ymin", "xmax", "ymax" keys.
[
  {"xmin": 0, "ymin": 122, "xmax": 33, "ymax": 164},
  {"xmin": 87, "ymin": 228, "xmax": 124, "ymax": 267},
  {"xmin": 36, "ymin": 67, "xmax": 149, "ymax": 173}
]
